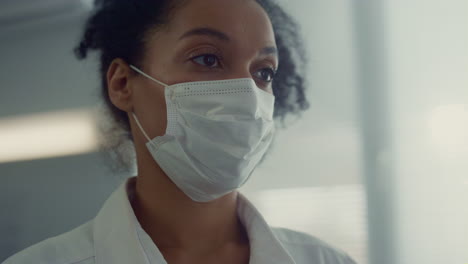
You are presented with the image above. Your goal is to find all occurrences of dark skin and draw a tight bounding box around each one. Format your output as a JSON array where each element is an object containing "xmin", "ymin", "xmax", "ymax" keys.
[{"xmin": 106, "ymin": 0, "xmax": 278, "ymax": 263}]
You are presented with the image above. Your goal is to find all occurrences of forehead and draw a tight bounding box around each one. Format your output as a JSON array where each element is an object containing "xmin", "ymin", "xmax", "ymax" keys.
[{"xmin": 164, "ymin": 0, "xmax": 275, "ymax": 46}]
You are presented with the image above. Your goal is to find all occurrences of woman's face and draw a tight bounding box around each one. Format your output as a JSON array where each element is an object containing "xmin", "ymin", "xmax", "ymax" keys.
[{"xmin": 124, "ymin": 0, "xmax": 277, "ymax": 141}]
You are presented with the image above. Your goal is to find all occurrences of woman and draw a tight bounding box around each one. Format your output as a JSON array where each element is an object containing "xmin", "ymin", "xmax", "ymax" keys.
[{"xmin": 3, "ymin": 0, "xmax": 357, "ymax": 263}]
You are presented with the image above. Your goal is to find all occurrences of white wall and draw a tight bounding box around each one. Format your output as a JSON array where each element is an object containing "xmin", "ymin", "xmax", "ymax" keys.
[
  {"xmin": 387, "ymin": 0, "xmax": 468, "ymax": 263},
  {"xmin": 355, "ymin": 0, "xmax": 468, "ymax": 263}
]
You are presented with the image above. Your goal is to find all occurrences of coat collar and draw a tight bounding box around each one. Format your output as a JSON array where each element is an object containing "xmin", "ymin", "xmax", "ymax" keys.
[
  {"xmin": 236, "ymin": 192, "xmax": 296, "ymax": 264},
  {"xmin": 93, "ymin": 177, "xmax": 149, "ymax": 264},
  {"xmin": 93, "ymin": 176, "xmax": 295, "ymax": 264}
]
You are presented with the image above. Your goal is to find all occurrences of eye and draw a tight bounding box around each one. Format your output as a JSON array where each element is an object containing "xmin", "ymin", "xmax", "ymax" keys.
[
  {"xmin": 254, "ymin": 68, "xmax": 277, "ymax": 83},
  {"xmin": 191, "ymin": 54, "xmax": 220, "ymax": 68}
]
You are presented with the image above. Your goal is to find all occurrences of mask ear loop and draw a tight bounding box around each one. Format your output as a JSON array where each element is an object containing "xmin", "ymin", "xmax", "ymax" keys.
[
  {"xmin": 129, "ymin": 65, "xmax": 168, "ymax": 87},
  {"xmin": 129, "ymin": 65, "xmax": 168, "ymax": 147},
  {"xmin": 132, "ymin": 112, "xmax": 153, "ymax": 145},
  {"xmin": 130, "ymin": 64, "xmax": 177, "ymax": 100}
]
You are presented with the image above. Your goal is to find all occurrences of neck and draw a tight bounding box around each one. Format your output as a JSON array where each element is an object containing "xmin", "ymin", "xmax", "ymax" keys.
[{"xmin": 131, "ymin": 152, "xmax": 249, "ymax": 254}]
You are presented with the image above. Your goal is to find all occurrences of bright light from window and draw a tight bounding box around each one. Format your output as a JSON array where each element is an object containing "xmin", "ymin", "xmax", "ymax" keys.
[
  {"xmin": 427, "ymin": 104, "xmax": 468, "ymax": 155},
  {"xmin": 0, "ymin": 109, "xmax": 98, "ymax": 164}
]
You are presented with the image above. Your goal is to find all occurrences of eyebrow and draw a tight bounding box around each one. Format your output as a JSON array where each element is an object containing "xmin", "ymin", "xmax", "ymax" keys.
[
  {"xmin": 179, "ymin": 27, "xmax": 230, "ymax": 41},
  {"xmin": 179, "ymin": 27, "xmax": 278, "ymax": 57}
]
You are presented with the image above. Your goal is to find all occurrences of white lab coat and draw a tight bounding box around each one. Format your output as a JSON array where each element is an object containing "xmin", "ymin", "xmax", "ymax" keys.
[{"xmin": 3, "ymin": 177, "xmax": 357, "ymax": 264}]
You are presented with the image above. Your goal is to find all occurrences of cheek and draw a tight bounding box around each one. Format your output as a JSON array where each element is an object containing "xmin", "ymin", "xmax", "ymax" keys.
[{"xmin": 134, "ymin": 85, "xmax": 168, "ymax": 138}]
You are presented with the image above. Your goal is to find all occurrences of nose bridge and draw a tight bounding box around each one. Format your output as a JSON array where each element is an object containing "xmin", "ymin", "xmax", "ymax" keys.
[
  {"xmin": 226, "ymin": 63, "xmax": 252, "ymax": 80},
  {"xmin": 220, "ymin": 47, "xmax": 255, "ymax": 79}
]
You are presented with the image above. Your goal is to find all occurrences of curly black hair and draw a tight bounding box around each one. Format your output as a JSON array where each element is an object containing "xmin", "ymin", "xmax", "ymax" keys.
[{"xmin": 74, "ymin": 0, "xmax": 309, "ymax": 170}]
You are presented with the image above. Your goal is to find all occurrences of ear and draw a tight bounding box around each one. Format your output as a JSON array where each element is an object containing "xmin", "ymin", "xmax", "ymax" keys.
[{"xmin": 107, "ymin": 58, "xmax": 133, "ymax": 112}]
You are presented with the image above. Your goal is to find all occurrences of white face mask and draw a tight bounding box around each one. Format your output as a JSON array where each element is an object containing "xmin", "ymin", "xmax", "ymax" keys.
[{"xmin": 129, "ymin": 65, "xmax": 275, "ymax": 202}]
